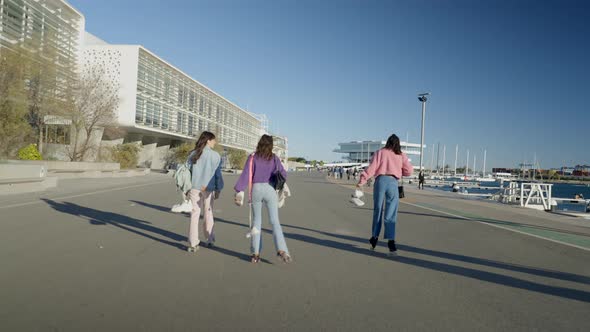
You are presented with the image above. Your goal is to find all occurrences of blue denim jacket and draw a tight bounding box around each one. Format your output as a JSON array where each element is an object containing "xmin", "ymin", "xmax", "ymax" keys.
[{"xmin": 186, "ymin": 147, "xmax": 224, "ymax": 192}]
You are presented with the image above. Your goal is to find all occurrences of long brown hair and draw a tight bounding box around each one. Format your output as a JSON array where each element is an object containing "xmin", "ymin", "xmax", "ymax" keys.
[
  {"xmin": 191, "ymin": 131, "xmax": 216, "ymax": 164},
  {"xmin": 384, "ymin": 134, "xmax": 402, "ymax": 155},
  {"xmin": 255, "ymin": 134, "xmax": 274, "ymax": 160}
]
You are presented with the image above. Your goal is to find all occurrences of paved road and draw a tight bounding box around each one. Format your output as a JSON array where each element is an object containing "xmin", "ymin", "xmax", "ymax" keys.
[{"xmin": 1, "ymin": 172, "xmax": 589, "ymax": 331}]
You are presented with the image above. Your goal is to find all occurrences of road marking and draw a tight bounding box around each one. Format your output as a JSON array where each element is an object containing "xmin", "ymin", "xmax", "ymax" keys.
[
  {"xmin": 401, "ymin": 200, "xmax": 590, "ymax": 252},
  {"xmin": 326, "ymin": 177, "xmax": 590, "ymax": 252},
  {"xmin": 0, "ymin": 180, "xmax": 170, "ymax": 210}
]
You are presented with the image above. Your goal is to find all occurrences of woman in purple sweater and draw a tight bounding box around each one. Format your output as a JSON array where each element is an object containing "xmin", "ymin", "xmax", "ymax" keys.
[{"xmin": 234, "ymin": 135, "xmax": 291, "ymax": 264}]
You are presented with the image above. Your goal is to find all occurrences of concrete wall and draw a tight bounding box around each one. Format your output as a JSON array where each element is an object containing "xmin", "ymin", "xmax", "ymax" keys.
[
  {"xmin": 0, "ymin": 164, "xmax": 46, "ymax": 179},
  {"xmin": 137, "ymin": 142, "xmax": 156, "ymax": 168},
  {"xmin": 44, "ymin": 143, "xmax": 70, "ymax": 161},
  {"xmin": 151, "ymin": 145, "xmax": 170, "ymax": 170},
  {"xmin": 1, "ymin": 160, "xmax": 120, "ymax": 171},
  {"xmin": 287, "ymin": 161, "xmax": 307, "ymax": 170}
]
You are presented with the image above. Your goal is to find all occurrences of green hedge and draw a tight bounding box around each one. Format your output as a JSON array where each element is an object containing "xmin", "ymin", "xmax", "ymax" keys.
[
  {"xmin": 110, "ymin": 144, "xmax": 140, "ymax": 169},
  {"xmin": 17, "ymin": 144, "xmax": 42, "ymax": 160}
]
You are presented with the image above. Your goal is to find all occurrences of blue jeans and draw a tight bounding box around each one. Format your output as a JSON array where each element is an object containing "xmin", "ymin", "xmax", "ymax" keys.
[
  {"xmin": 251, "ymin": 183, "xmax": 289, "ymax": 255},
  {"xmin": 372, "ymin": 176, "xmax": 399, "ymax": 240}
]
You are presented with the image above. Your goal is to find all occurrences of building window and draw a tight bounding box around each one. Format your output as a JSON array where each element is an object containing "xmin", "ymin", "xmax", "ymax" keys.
[
  {"xmin": 145, "ymin": 101, "xmax": 154, "ymax": 125},
  {"xmin": 177, "ymin": 85, "xmax": 184, "ymax": 106},
  {"xmin": 176, "ymin": 112, "xmax": 182, "ymax": 132},
  {"xmin": 44, "ymin": 125, "xmax": 70, "ymax": 144},
  {"xmin": 153, "ymin": 104, "xmax": 161, "ymax": 127},
  {"xmin": 188, "ymin": 115, "xmax": 195, "ymax": 136},
  {"xmin": 189, "ymin": 91, "xmax": 195, "ymax": 112},
  {"xmin": 162, "ymin": 107, "xmax": 170, "ymax": 130},
  {"xmin": 136, "ymin": 97, "xmax": 145, "ymax": 123}
]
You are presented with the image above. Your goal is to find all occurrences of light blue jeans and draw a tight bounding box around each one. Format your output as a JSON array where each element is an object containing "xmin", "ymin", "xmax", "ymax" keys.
[
  {"xmin": 372, "ymin": 175, "xmax": 399, "ymax": 240},
  {"xmin": 251, "ymin": 183, "xmax": 289, "ymax": 255}
]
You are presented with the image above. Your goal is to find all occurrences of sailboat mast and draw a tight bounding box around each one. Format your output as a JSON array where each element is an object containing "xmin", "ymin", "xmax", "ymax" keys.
[
  {"xmin": 442, "ymin": 145, "xmax": 446, "ymax": 177},
  {"xmin": 466, "ymin": 149, "xmax": 470, "ymax": 177},
  {"xmin": 483, "ymin": 149, "xmax": 487, "ymax": 177},
  {"xmin": 453, "ymin": 144, "xmax": 459, "ymax": 176}
]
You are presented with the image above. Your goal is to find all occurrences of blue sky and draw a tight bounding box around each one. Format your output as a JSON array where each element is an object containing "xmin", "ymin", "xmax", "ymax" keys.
[{"xmin": 70, "ymin": 0, "xmax": 590, "ymax": 168}]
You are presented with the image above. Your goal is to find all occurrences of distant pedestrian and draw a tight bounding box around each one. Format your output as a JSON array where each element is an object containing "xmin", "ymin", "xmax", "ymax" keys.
[
  {"xmin": 347, "ymin": 169, "xmax": 351, "ymax": 181},
  {"xmin": 357, "ymin": 134, "xmax": 413, "ymax": 255},
  {"xmin": 234, "ymin": 135, "xmax": 292, "ymax": 264},
  {"xmin": 418, "ymin": 171, "xmax": 425, "ymax": 190},
  {"xmin": 186, "ymin": 131, "xmax": 224, "ymax": 252}
]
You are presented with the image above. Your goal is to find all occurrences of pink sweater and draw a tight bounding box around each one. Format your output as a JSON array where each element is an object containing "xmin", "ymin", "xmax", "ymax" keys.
[{"xmin": 359, "ymin": 149, "xmax": 413, "ymax": 185}]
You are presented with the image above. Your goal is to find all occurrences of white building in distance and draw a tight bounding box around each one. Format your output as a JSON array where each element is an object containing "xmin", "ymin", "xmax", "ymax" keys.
[{"xmin": 334, "ymin": 140, "xmax": 424, "ymax": 169}]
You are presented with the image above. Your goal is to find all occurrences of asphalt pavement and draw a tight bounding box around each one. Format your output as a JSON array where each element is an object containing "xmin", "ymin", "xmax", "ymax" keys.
[{"xmin": 1, "ymin": 172, "xmax": 589, "ymax": 331}]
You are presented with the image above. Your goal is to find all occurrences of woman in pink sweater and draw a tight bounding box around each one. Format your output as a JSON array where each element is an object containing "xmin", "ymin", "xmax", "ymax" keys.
[{"xmin": 357, "ymin": 134, "xmax": 413, "ymax": 255}]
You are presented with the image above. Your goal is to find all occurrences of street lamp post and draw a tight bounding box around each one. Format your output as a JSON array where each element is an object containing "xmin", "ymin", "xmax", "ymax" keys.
[{"xmin": 418, "ymin": 93, "xmax": 430, "ymax": 172}]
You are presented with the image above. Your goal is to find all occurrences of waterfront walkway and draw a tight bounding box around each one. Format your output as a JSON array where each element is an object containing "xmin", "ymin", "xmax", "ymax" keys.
[{"xmin": 1, "ymin": 172, "xmax": 589, "ymax": 331}]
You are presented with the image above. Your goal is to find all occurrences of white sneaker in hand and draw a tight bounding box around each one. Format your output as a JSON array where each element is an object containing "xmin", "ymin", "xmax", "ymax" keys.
[
  {"xmin": 235, "ymin": 192, "xmax": 245, "ymax": 206},
  {"xmin": 352, "ymin": 189, "xmax": 364, "ymax": 199}
]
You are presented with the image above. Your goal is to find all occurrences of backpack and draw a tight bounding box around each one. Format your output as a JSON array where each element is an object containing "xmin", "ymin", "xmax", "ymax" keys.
[{"xmin": 174, "ymin": 163, "xmax": 192, "ymax": 193}]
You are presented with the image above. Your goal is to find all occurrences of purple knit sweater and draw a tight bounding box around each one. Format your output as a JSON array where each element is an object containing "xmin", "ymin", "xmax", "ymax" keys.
[{"xmin": 234, "ymin": 154, "xmax": 287, "ymax": 192}]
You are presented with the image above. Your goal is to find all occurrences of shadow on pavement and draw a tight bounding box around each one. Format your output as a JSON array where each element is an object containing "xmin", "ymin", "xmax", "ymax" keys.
[
  {"xmin": 120, "ymin": 199, "xmax": 590, "ymax": 302},
  {"xmin": 277, "ymin": 224, "xmax": 590, "ymax": 302},
  {"xmin": 130, "ymin": 200, "xmax": 177, "ymax": 213},
  {"xmin": 43, "ymin": 199, "xmax": 186, "ymax": 250},
  {"xmin": 281, "ymin": 223, "xmax": 590, "ymax": 286},
  {"xmin": 42, "ymin": 199, "xmax": 259, "ymax": 263}
]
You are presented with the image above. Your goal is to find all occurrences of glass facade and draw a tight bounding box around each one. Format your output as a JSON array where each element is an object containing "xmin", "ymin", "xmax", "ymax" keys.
[
  {"xmin": 334, "ymin": 141, "xmax": 424, "ymax": 163},
  {"xmin": 0, "ymin": 0, "xmax": 83, "ymax": 87},
  {"xmin": 135, "ymin": 49, "xmax": 262, "ymax": 151}
]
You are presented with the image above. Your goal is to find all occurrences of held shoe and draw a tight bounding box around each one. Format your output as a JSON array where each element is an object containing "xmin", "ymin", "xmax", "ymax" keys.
[{"xmin": 352, "ymin": 189, "xmax": 364, "ymax": 198}]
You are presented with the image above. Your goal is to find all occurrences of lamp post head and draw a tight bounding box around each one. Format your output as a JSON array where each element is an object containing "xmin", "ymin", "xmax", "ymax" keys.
[{"xmin": 418, "ymin": 92, "xmax": 430, "ymax": 103}]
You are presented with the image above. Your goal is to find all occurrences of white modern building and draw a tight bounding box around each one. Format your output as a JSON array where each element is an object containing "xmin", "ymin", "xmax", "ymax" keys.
[
  {"xmin": 0, "ymin": 0, "xmax": 288, "ymax": 168},
  {"xmin": 81, "ymin": 36, "xmax": 287, "ymax": 167},
  {"xmin": 334, "ymin": 140, "xmax": 424, "ymax": 169},
  {"xmin": 0, "ymin": 0, "xmax": 84, "ymax": 88}
]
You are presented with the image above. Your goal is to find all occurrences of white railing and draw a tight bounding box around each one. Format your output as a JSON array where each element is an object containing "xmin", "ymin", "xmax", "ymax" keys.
[
  {"xmin": 520, "ymin": 183, "xmax": 553, "ymax": 210},
  {"xmin": 497, "ymin": 182, "xmax": 553, "ymax": 211}
]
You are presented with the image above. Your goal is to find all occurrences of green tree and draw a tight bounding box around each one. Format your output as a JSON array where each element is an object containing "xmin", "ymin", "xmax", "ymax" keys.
[
  {"xmin": 65, "ymin": 65, "xmax": 118, "ymax": 161},
  {"xmin": 25, "ymin": 38, "xmax": 62, "ymax": 154},
  {"xmin": 172, "ymin": 143, "xmax": 194, "ymax": 163},
  {"xmin": 0, "ymin": 49, "xmax": 32, "ymax": 158},
  {"xmin": 109, "ymin": 143, "xmax": 140, "ymax": 169},
  {"xmin": 288, "ymin": 157, "xmax": 307, "ymax": 163},
  {"xmin": 228, "ymin": 148, "xmax": 248, "ymax": 170}
]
